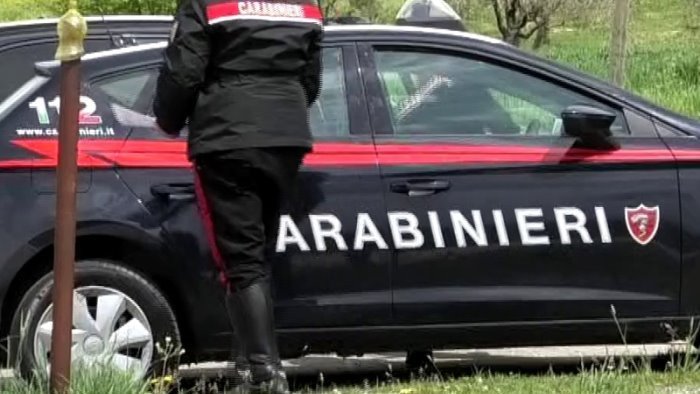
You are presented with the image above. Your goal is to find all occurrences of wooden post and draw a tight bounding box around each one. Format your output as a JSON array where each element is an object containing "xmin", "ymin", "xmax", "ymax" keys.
[
  {"xmin": 50, "ymin": 1, "xmax": 86, "ymax": 393},
  {"xmin": 610, "ymin": 0, "xmax": 632, "ymax": 86}
]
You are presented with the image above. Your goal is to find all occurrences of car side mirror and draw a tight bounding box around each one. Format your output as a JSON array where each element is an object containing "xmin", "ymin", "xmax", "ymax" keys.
[{"xmin": 561, "ymin": 105, "xmax": 620, "ymax": 150}]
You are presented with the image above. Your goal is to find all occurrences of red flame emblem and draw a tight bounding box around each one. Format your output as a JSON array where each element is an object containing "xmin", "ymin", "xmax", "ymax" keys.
[{"xmin": 625, "ymin": 204, "xmax": 660, "ymax": 245}]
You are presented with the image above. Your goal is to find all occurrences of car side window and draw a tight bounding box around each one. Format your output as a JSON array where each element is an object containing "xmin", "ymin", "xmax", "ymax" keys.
[
  {"xmin": 310, "ymin": 47, "xmax": 350, "ymax": 138},
  {"xmin": 90, "ymin": 68, "xmax": 165, "ymax": 140},
  {"xmin": 89, "ymin": 47, "xmax": 350, "ymax": 139},
  {"xmin": 92, "ymin": 69, "xmax": 158, "ymax": 112},
  {"xmin": 373, "ymin": 48, "xmax": 628, "ymax": 137}
]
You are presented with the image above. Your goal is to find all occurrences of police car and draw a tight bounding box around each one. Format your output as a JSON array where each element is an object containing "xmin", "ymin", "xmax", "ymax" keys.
[{"xmin": 1, "ymin": 9, "xmax": 700, "ymax": 378}]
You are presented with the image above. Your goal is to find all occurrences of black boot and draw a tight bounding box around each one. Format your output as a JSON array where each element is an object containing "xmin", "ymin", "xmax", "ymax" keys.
[
  {"xmin": 225, "ymin": 280, "xmax": 290, "ymax": 394},
  {"xmin": 224, "ymin": 298, "xmax": 252, "ymax": 392}
]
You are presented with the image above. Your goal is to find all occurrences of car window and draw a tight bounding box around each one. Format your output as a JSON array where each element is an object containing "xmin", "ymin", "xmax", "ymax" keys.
[
  {"xmin": 373, "ymin": 48, "xmax": 628, "ymax": 137},
  {"xmin": 92, "ymin": 69, "xmax": 158, "ymax": 112},
  {"xmin": 310, "ymin": 47, "xmax": 350, "ymax": 138},
  {"xmin": 0, "ymin": 38, "xmax": 115, "ymax": 104},
  {"xmin": 0, "ymin": 43, "xmax": 58, "ymax": 103},
  {"xmin": 88, "ymin": 47, "xmax": 350, "ymax": 139}
]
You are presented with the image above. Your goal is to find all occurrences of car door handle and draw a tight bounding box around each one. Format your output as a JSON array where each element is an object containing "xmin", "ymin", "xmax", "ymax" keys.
[
  {"xmin": 150, "ymin": 183, "xmax": 196, "ymax": 201},
  {"xmin": 390, "ymin": 180, "xmax": 451, "ymax": 197}
]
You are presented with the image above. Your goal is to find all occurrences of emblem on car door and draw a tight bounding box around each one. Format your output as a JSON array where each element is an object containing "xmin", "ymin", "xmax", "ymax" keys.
[{"xmin": 625, "ymin": 204, "xmax": 660, "ymax": 246}]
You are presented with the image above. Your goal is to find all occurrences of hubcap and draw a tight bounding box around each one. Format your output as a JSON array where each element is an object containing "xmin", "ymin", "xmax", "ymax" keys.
[{"xmin": 33, "ymin": 286, "xmax": 154, "ymax": 377}]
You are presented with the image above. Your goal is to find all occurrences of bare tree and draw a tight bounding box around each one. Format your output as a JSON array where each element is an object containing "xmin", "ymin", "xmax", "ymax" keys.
[
  {"xmin": 491, "ymin": 0, "xmax": 564, "ymax": 47},
  {"xmin": 532, "ymin": 0, "xmax": 612, "ymax": 49},
  {"xmin": 319, "ymin": 0, "xmax": 343, "ymax": 19},
  {"xmin": 685, "ymin": 0, "xmax": 700, "ymax": 30},
  {"xmin": 347, "ymin": 0, "xmax": 383, "ymax": 22},
  {"xmin": 447, "ymin": 0, "xmax": 473, "ymax": 20}
]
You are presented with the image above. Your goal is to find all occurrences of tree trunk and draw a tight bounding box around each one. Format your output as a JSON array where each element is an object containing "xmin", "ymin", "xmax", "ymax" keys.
[
  {"xmin": 610, "ymin": 0, "xmax": 632, "ymax": 86},
  {"xmin": 533, "ymin": 17, "xmax": 551, "ymax": 50},
  {"xmin": 506, "ymin": 31, "xmax": 521, "ymax": 46}
]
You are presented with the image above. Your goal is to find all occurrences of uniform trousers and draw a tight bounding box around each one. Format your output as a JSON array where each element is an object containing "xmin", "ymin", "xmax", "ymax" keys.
[{"xmin": 194, "ymin": 147, "xmax": 307, "ymax": 291}]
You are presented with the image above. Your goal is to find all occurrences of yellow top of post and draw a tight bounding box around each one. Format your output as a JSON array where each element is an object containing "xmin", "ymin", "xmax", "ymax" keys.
[{"xmin": 55, "ymin": 0, "xmax": 87, "ymax": 62}]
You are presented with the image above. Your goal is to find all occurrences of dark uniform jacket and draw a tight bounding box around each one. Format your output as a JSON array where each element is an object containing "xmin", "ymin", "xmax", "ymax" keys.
[{"xmin": 153, "ymin": 0, "xmax": 324, "ymax": 159}]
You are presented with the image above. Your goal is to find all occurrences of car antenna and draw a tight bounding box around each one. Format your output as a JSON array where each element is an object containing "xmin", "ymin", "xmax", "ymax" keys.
[{"xmin": 98, "ymin": 6, "xmax": 120, "ymax": 48}]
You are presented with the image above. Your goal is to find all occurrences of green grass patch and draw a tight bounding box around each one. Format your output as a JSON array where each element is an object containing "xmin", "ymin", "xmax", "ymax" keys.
[
  {"xmin": 318, "ymin": 370, "xmax": 700, "ymax": 394},
  {"xmin": 0, "ymin": 0, "xmax": 57, "ymax": 21},
  {"xmin": 0, "ymin": 366, "xmax": 152, "ymax": 394}
]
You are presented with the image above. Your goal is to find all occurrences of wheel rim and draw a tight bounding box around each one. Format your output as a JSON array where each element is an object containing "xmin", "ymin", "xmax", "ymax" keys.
[{"xmin": 33, "ymin": 286, "xmax": 154, "ymax": 378}]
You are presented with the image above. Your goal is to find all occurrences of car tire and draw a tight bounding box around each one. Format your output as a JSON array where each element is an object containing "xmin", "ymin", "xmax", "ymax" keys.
[{"xmin": 8, "ymin": 259, "xmax": 181, "ymax": 380}]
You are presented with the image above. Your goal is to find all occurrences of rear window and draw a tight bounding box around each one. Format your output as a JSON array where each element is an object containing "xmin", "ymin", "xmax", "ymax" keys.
[
  {"xmin": 0, "ymin": 43, "xmax": 57, "ymax": 101},
  {"xmin": 0, "ymin": 39, "xmax": 119, "ymax": 103}
]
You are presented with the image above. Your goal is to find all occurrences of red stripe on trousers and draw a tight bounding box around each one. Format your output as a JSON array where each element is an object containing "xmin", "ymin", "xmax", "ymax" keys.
[{"xmin": 193, "ymin": 170, "xmax": 231, "ymax": 288}]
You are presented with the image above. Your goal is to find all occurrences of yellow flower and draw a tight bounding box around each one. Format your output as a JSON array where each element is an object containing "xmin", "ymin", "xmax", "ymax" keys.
[
  {"xmin": 149, "ymin": 375, "xmax": 174, "ymax": 386},
  {"xmin": 399, "ymin": 389, "xmax": 416, "ymax": 394}
]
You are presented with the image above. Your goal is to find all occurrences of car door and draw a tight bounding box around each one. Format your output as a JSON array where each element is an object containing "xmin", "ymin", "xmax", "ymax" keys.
[
  {"xmin": 103, "ymin": 44, "xmax": 392, "ymax": 331},
  {"xmin": 360, "ymin": 43, "xmax": 681, "ymax": 326}
]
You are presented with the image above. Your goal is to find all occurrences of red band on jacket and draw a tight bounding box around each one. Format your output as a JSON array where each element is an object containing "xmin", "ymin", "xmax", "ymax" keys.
[{"xmin": 207, "ymin": 1, "xmax": 323, "ymax": 25}]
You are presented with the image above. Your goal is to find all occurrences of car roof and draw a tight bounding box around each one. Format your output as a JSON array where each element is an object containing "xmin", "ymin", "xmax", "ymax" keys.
[
  {"xmin": 19, "ymin": 18, "xmax": 699, "ymax": 133},
  {"xmin": 32, "ymin": 23, "xmax": 505, "ymax": 70}
]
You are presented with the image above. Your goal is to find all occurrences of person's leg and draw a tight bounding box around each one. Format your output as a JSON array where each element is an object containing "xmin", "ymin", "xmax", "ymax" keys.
[
  {"xmin": 194, "ymin": 155, "xmax": 268, "ymax": 290},
  {"xmin": 194, "ymin": 153, "xmax": 290, "ymax": 393},
  {"xmin": 254, "ymin": 148, "xmax": 307, "ymax": 379},
  {"xmin": 218, "ymin": 147, "xmax": 306, "ymax": 392}
]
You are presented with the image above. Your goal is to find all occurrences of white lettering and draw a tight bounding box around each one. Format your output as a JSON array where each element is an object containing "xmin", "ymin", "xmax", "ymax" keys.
[
  {"xmin": 427, "ymin": 211, "xmax": 445, "ymax": 248},
  {"xmin": 354, "ymin": 213, "xmax": 389, "ymax": 250},
  {"xmin": 388, "ymin": 212, "xmax": 424, "ymax": 249},
  {"xmin": 595, "ymin": 206, "xmax": 613, "ymax": 243},
  {"xmin": 492, "ymin": 209, "xmax": 510, "ymax": 246},
  {"xmin": 238, "ymin": 1, "xmax": 303, "ymax": 17},
  {"xmin": 310, "ymin": 215, "xmax": 348, "ymax": 252},
  {"xmin": 450, "ymin": 210, "xmax": 488, "ymax": 247},
  {"xmin": 515, "ymin": 208, "xmax": 550, "ymax": 246},
  {"xmin": 554, "ymin": 207, "xmax": 593, "ymax": 245},
  {"xmin": 276, "ymin": 215, "xmax": 310, "ymax": 252}
]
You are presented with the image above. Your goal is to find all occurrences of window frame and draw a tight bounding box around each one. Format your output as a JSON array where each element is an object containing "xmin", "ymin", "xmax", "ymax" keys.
[
  {"xmin": 307, "ymin": 44, "xmax": 369, "ymax": 140},
  {"xmin": 359, "ymin": 42, "xmax": 656, "ymax": 139}
]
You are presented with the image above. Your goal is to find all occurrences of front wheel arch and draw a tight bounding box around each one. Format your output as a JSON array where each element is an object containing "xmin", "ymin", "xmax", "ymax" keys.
[
  {"xmin": 9, "ymin": 259, "xmax": 181, "ymax": 378},
  {"xmin": 0, "ymin": 229, "xmax": 195, "ymax": 367}
]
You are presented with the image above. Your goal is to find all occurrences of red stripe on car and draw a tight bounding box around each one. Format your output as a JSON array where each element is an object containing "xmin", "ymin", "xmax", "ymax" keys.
[{"xmin": 1, "ymin": 139, "xmax": 699, "ymax": 169}]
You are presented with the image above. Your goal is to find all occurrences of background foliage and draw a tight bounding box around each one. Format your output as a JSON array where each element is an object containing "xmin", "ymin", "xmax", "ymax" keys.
[{"xmin": 2, "ymin": 0, "xmax": 699, "ymax": 118}]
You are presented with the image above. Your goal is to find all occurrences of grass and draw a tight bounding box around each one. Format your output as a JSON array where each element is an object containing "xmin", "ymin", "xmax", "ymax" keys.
[
  {"xmin": 537, "ymin": 0, "xmax": 700, "ymax": 119},
  {"xmin": 5, "ymin": 342, "xmax": 700, "ymax": 393},
  {"xmin": 1, "ymin": 0, "xmax": 699, "ymax": 119},
  {"xmin": 4, "ymin": 313, "xmax": 700, "ymax": 393}
]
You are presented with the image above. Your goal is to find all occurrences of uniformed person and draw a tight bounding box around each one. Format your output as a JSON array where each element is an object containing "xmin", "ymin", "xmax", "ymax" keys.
[{"xmin": 152, "ymin": 1, "xmax": 323, "ymax": 392}]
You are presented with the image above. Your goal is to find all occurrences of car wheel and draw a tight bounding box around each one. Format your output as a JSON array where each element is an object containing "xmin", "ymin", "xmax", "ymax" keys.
[{"xmin": 9, "ymin": 259, "xmax": 181, "ymax": 380}]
